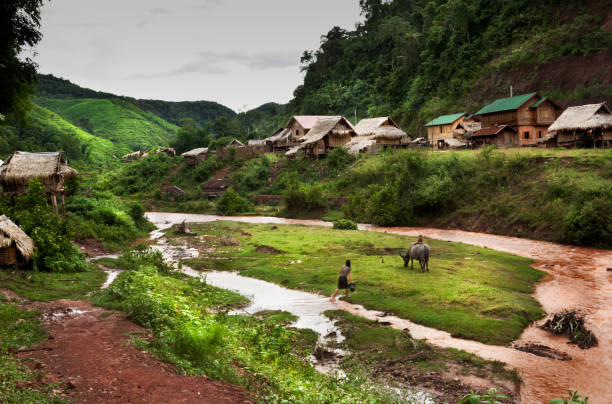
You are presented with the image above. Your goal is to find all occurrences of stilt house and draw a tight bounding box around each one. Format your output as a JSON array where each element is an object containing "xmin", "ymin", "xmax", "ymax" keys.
[
  {"xmin": 0, "ymin": 215, "xmax": 34, "ymax": 266},
  {"xmin": 294, "ymin": 116, "xmax": 356, "ymax": 158},
  {"xmin": 0, "ymin": 151, "xmax": 77, "ymax": 214},
  {"xmin": 476, "ymin": 92, "xmax": 562, "ymax": 146},
  {"xmin": 470, "ymin": 125, "xmax": 519, "ymax": 148},
  {"xmin": 541, "ymin": 103, "xmax": 612, "ymax": 148},
  {"xmin": 347, "ymin": 117, "xmax": 409, "ymax": 155}
]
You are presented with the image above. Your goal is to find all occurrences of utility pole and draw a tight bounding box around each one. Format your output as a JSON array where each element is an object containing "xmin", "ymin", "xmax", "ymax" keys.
[
  {"xmin": 510, "ymin": 85, "xmax": 513, "ymax": 97},
  {"xmin": 354, "ymin": 109, "xmax": 357, "ymax": 125}
]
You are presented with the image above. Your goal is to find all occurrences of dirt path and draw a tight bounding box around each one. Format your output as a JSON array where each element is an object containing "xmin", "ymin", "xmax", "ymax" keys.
[
  {"xmin": 15, "ymin": 299, "xmax": 252, "ymax": 404},
  {"xmin": 146, "ymin": 212, "xmax": 612, "ymax": 404}
]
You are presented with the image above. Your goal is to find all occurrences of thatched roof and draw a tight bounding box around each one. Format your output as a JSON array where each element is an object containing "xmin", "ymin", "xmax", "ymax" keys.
[
  {"xmin": 444, "ymin": 138, "xmax": 467, "ymax": 148},
  {"xmin": 227, "ymin": 139, "xmax": 246, "ymax": 148},
  {"xmin": 354, "ymin": 117, "xmax": 407, "ymax": 140},
  {"xmin": 289, "ymin": 116, "xmax": 337, "ymax": 130},
  {"xmin": 0, "ymin": 215, "xmax": 34, "ymax": 260},
  {"xmin": 548, "ymin": 103, "xmax": 612, "ymax": 134},
  {"xmin": 0, "ymin": 151, "xmax": 77, "ymax": 187},
  {"xmin": 248, "ymin": 139, "xmax": 266, "ymax": 147},
  {"xmin": 265, "ymin": 128, "xmax": 291, "ymax": 144},
  {"xmin": 181, "ymin": 147, "xmax": 209, "ymax": 157},
  {"xmin": 300, "ymin": 116, "xmax": 356, "ymax": 146},
  {"xmin": 285, "ymin": 145, "xmax": 303, "ymax": 157},
  {"xmin": 346, "ymin": 137, "xmax": 376, "ymax": 155}
]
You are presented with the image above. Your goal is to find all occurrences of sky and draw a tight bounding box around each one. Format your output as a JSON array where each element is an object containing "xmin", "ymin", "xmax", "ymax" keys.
[{"xmin": 31, "ymin": 0, "xmax": 363, "ymax": 112}]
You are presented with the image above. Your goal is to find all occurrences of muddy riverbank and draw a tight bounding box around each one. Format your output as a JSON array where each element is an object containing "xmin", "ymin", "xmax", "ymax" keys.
[{"xmin": 146, "ymin": 212, "xmax": 612, "ymax": 403}]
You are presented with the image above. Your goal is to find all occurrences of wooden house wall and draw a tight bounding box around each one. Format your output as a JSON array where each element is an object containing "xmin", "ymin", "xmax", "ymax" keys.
[
  {"xmin": 429, "ymin": 117, "xmax": 465, "ymax": 149},
  {"xmin": 0, "ymin": 246, "xmax": 18, "ymax": 266},
  {"xmin": 288, "ymin": 120, "xmax": 307, "ymax": 139}
]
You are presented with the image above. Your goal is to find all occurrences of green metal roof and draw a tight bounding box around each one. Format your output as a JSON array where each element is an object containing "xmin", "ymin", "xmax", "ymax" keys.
[
  {"xmin": 530, "ymin": 96, "xmax": 548, "ymax": 108},
  {"xmin": 424, "ymin": 112, "xmax": 466, "ymax": 127},
  {"xmin": 476, "ymin": 92, "xmax": 537, "ymax": 115}
]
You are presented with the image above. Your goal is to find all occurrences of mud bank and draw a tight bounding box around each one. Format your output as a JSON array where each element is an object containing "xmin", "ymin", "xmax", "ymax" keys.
[{"xmin": 146, "ymin": 212, "xmax": 612, "ymax": 403}]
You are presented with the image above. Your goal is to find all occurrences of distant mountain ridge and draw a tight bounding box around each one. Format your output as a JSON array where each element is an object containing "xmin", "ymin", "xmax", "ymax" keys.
[{"xmin": 36, "ymin": 74, "xmax": 236, "ymax": 127}]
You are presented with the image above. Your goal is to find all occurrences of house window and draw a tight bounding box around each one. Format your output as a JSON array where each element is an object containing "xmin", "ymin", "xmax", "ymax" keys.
[
  {"xmin": 524, "ymin": 131, "xmax": 530, "ymax": 139},
  {"xmin": 296, "ymin": 130, "xmax": 300, "ymax": 136},
  {"xmin": 538, "ymin": 131, "xmax": 542, "ymax": 138},
  {"xmin": 440, "ymin": 126, "xmax": 443, "ymax": 134}
]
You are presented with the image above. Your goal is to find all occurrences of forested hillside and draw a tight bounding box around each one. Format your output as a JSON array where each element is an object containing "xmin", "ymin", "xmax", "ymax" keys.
[
  {"xmin": 36, "ymin": 74, "xmax": 236, "ymax": 127},
  {"xmin": 289, "ymin": 0, "xmax": 612, "ymax": 132}
]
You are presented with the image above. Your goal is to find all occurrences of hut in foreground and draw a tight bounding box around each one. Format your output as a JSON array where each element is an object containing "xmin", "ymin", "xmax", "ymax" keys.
[
  {"xmin": 291, "ymin": 116, "xmax": 356, "ymax": 158},
  {"xmin": 542, "ymin": 103, "xmax": 612, "ymax": 148},
  {"xmin": 181, "ymin": 148, "xmax": 209, "ymax": 166},
  {"xmin": 0, "ymin": 215, "xmax": 34, "ymax": 266},
  {"xmin": 0, "ymin": 151, "xmax": 77, "ymax": 214}
]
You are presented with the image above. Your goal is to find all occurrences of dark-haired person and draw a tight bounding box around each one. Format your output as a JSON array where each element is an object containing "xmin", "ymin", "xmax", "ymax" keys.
[{"xmin": 330, "ymin": 260, "xmax": 352, "ymax": 302}]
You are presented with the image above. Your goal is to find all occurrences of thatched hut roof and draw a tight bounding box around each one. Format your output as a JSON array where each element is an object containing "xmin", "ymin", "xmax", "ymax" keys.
[
  {"xmin": 0, "ymin": 215, "xmax": 34, "ymax": 260},
  {"xmin": 226, "ymin": 139, "xmax": 246, "ymax": 148},
  {"xmin": 181, "ymin": 147, "xmax": 209, "ymax": 157},
  {"xmin": 548, "ymin": 103, "xmax": 612, "ymax": 134},
  {"xmin": 265, "ymin": 128, "xmax": 291, "ymax": 144},
  {"xmin": 0, "ymin": 151, "xmax": 77, "ymax": 189},
  {"xmin": 289, "ymin": 116, "xmax": 338, "ymax": 130},
  {"xmin": 300, "ymin": 116, "xmax": 356, "ymax": 146},
  {"xmin": 354, "ymin": 117, "xmax": 408, "ymax": 141},
  {"xmin": 248, "ymin": 139, "xmax": 266, "ymax": 147},
  {"xmin": 346, "ymin": 137, "xmax": 376, "ymax": 155}
]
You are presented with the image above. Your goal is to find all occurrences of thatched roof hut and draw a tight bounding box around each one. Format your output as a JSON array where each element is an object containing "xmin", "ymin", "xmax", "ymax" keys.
[
  {"xmin": 122, "ymin": 150, "xmax": 147, "ymax": 162},
  {"xmin": 0, "ymin": 215, "xmax": 34, "ymax": 266},
  {"xmin": 354, "ymin": 117, "xmax": 409, "ymax": 144},
  {"xmin": 345, "ymin": 137, "xmax": 376, "ymax": 155},
  {"xmin": 226, "ymin": 139, "xmax": 246, "ymax": 148},
  {"xmin": 0, "ymin": 151, "xmax": 77, "ymax": 195},
  {"xmin": 548, "ymin": 103, "xmax": 612, "ymax": 134},
  {"xmin": 264, "ymin": 128, "xmax": 293, "ymax": 151},
  {"xmin": 181, "ymin": 147, "xmax": 209, "ymax": 166},
  {"xmin": 298, "ymin": 116, "xmax": 356, "ymax": 158},
  {"xmin": 155, "ymin": 147, "xmax": 176, "ymax": 157},
  {"xmin": 544, "ymin": 103, "xmax": 612, "ymax": 147}
]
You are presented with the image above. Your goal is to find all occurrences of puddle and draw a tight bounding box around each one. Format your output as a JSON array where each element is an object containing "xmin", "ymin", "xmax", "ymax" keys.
[{"xmin": 145, "ymin": 212, "xmax": 612, "ymax": 403}]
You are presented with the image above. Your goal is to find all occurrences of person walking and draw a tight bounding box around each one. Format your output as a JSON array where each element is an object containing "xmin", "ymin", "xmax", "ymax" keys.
[{"xmin": 330, "ymin": 259, "xmax": 352, "ymax": 302}]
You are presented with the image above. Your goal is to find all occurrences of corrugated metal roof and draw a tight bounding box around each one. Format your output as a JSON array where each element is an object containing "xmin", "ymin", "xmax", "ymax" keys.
[
  {"xmin": 472, "ymin": 125, "xmax": 516, "ymax": 137},
  {"xmin": 530, "ymin": 97, "xmax": 548, "ymax": 108},
  {"xmin": 476, "ymin": 92, "xmax": 537, "ymax": 115},
  {"xmin": 424, "ymin": 112, "xmax": 466, "ymax": 127}
]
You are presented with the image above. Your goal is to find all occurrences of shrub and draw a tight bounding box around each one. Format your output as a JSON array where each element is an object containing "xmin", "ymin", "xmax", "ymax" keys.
[
  {"xmin": 216, "ymin": 187, "xmax": 251, "ymax": 215},
  {"xmin": 232, "ymin": 156, "xmax": 271, "ymax": 193},
  {"xmin": 283, "ymin": 174, "xmax": 327, "ymax": 212},
  {"xmin": 333, "ymin": 219, "xmax": 358, "ymax": 230},
  {"xmin": 326, "ymin": 147, "xmax": 356, "ymax": 175},
  {"xmin": 564, "ymin": 197, "xmax": 612, "ymax": 248},
  {"xmin": 0, "ymin": 179, "xmax": 87, "ymax": 272}
]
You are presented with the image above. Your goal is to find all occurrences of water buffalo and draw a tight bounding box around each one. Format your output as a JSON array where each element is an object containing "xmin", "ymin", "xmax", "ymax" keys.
[{"xmin": 399, "ymin": 243, "xmax": 430, "ymax": 272}]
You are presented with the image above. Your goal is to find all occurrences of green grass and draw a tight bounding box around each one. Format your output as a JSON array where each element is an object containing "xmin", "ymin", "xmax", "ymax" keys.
[
  {"xmin": 182, "ymin": 221, "xmax": 545, "ymax": 345},
  {"xmin": 35, "ymin": 96, "xmax": 178, "ymax": 152},
  {"xmin": 0, "ymin": 267, "xmax": 106, "ymax": 301},
  {"xmin": 326, "ymin": 310, "xmax": 519, "ymax": 384},
  {"xmin": 93, "ymin": 263, "xmax": 408, "ymax": 402},
  {"xmin": 0, "ymin": 302, "xmax": 63, "ymax": 403}
]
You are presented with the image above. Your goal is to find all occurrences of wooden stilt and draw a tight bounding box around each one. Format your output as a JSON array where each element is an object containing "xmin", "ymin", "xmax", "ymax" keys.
[
  {"xmin": 61, "ymin": 192, "xmax": 66, "ymax": 216},
  {"xmin": 51, "ymin": 193, "xmax": 58, "ymax": 215}
]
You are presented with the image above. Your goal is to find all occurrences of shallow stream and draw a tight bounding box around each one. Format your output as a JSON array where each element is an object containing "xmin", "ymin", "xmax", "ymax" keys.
[{"xmin": 145, "ymin": 212, "xmax": 612, "ymax": 404}]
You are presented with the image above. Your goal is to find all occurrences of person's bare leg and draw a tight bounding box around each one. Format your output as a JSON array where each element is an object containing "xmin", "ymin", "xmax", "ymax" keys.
[
  {"xmin": 344, "ymin": 290, "xmax": 349, "ymax": 298},
  {"xmin": 330, "ymin": 288, "xmax": 340, "ymax": 301}
]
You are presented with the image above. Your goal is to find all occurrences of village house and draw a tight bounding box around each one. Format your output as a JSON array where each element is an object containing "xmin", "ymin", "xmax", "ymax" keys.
[
  {"xmin": 226, "ymin": 139, "xmax": 246, "ymax": 148},
  {"xmin": 0, "ymin": 215, "xmax": 34, "ymax": 267},
  {"xmin": 0, "ymin": 151, "xmax": 77, "ymax": 214},
  {"xmin": 287, "ymin": 116, "xmax": 356, "ymax": 158},
  {"xmin": 470, "ymin": 125, "xmax": 519, "ymax": 148},
  {"xmin": 263, "ymin": 128, "xmax": 291, "ymax": 152},
  {"xmin": 424, "ymin": 112, "xmax": 467, "ymax": 149},
  {"xmin": 181, "ymin": 147, "xmax": 209, "ymax": 166},
  {"xmin": 541, "ymin": 102, "xmax": 612, "ymax": 148},
  {"xmin": 346, "ymin": 117, "xmax": 409, "ymax": 155},
  {"xmin": 247, "ymin": 139, "xmax": 266, "ymax": 153},
  {"xmin": 287, "ymin": 116, "xmax": 335, "ymax": 140},
  {"xmin": 475, "ymin": 92, "xmax": 562, "ymax": 146}
]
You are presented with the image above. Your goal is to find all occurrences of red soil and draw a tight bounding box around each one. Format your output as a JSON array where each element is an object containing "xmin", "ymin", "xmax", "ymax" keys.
[{"xmin": 16, "ymin": 299, "xmax": 252, "ymax": 404}]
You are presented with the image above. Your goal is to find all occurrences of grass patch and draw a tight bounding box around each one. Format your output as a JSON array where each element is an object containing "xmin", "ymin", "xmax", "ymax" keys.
[
  {"xmin": 0, "ymin": 302, "xmax": 62, "ymax": 403},
  {"xmin": 0, "ymin": 266, "xmax": 106, "ymax": 301},
  {"xmin": 182, "ymin": 221, "xmax": 545, "ymax": 345},
  {"xmin": 92, "ymin": 262, "xmax": 409, "ymax": 402}
]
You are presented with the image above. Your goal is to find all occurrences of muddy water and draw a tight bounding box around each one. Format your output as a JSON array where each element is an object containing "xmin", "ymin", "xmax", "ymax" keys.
[{"xmin": 146, "ymin": 212, "xmax": 612, "ymax": 404}]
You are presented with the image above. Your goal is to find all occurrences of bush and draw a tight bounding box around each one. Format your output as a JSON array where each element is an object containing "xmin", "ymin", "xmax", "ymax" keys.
[
  {"xmin": 216, "ymin": 187, "xmax": 252, "ymax": 215},
  {"xmin": 232, "ymin": 156, "xmax": 271, "ymax": 193},
  {"xmin": 333, "ymin": 219, "xmax": 358, "ymax": 230},
  {"xmin": 0, "ymin": 180, "xmax": 87, "ymax": 272},
  {"xmin": 564, "ymin": 197, "xmax": 612, "ymax": 248},
  {"xmin": 283, "ymin": 174, "xmax": 327, "ymax": 212}
]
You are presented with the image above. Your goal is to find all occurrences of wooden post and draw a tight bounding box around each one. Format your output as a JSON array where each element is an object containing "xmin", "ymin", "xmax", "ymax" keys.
[
  {"xmin": 61, "ymin": 192, "xmax": 66, "ymax": 216},
  {"xmin": 51, "ymin": 193, "xmax": 58, "ymax": 215}
]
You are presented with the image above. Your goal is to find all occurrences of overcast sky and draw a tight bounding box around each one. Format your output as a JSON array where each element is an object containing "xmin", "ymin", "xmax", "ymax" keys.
[{"xmin": 30, "ymin": 0, "xmax": 363, "ymax": 112}]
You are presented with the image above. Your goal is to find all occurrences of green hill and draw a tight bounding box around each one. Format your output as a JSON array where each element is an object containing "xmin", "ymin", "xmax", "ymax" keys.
[
  {"xmin": 35, "ymin": 96, "xmax": 178, "ymax": 151},
  {"xmin": 0, "ymin": 104, "xmax": 120, "ymax": 168},
  {"xmin": 289, "ymin": 0, "xmax": 612, "ymax": 132},
  {"xmin": 36, "ymin": 74, "xmax": 236, "ymax": 127}
]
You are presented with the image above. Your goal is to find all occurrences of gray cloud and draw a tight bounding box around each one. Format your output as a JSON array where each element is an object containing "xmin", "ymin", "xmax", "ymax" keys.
[{"xmin": 127, "ymin": 50, "xmax": 300, "ymax": 79}]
